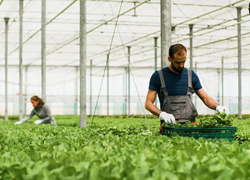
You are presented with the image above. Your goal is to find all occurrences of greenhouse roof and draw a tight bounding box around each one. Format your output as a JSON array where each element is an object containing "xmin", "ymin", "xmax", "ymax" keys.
[{"xmin": 0, "ymin": 0, "xmax": 250, "ymax": 75}]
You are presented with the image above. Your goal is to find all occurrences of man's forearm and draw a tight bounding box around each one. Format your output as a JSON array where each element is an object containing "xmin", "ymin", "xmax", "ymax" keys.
[
  {"xmin": 145, "ymin": 103, "xmax": 162, "ymax": 116},
  {"xmin": 196, "ymin": 88, "xmax": 218, "ymax": 111},
  {"xmin": 204, "ymin": 97, "xmax": 218, "ymax": 110}
]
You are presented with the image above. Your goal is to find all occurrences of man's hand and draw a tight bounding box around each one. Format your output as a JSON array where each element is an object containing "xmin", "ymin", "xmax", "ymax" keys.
[
  {"xmin": 14, "ymin": 121, "xmax": 23, "ymax": 125},
  {"xmin": 216, "ymin": 106, "xmax": 229, "ymax": 115},
  {"xmin": 159, "ymin": 112, "xmax": 176, "ymax": 124},
  {"xmin": 34, "ymin": 120, "xmax": 43, "ymax": 125}
]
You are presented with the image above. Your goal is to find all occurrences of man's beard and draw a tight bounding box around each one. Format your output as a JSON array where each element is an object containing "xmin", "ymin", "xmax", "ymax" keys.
[{"xmin": 173, "ymin": 65, "xmax": 184, "ymax": 73}]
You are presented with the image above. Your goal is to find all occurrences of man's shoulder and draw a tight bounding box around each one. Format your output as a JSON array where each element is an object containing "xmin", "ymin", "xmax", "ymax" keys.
[
  {"xmin": 184, "ymin": 68, "xmax": 198, "ymax": 76},
  {"xmin": 160, "ymin": 67, "xmax": 171, "ymax": 75},
  {"xmin": 161, "ymin": 67, "xmax": 169, "ymax": 71},
  {"xmin": 183, "ymin": 67, "xmax": 189, "ymax": 73}
]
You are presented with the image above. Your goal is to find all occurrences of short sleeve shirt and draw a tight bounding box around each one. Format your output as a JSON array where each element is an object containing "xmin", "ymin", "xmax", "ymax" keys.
[{"xmin": 149, "ymin": 67, "xmax": 202, "ymax": 109}]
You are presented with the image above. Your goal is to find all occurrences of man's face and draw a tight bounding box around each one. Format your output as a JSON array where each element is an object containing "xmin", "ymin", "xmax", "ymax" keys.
[{"xmin": 169, "ymin": 50, "xmax": 186, "ymax": 73}]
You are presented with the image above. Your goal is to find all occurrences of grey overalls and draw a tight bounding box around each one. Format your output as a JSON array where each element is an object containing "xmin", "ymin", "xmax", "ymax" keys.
[{"xmin": 158, "ymin": 69, "xmax": 198, "ymax": 123}]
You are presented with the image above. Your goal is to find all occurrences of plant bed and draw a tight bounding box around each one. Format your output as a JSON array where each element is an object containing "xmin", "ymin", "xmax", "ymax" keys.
[{"xmin": 161, "ymin": 126, "xmax": 237, "ymax": 141}]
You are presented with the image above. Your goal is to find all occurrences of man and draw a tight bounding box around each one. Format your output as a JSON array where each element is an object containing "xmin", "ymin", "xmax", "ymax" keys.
[{"xmin": 145, "ymin": 44, "xmax": 229, "ymax": 124}]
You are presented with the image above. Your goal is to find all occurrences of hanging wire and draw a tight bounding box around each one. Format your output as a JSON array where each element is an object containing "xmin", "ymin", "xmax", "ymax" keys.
[
  {"xmin": 128, "ymin": 64, "xmax": 151, "ymax": 131},
  {"xmin": 91, "ymin": 0, "xmax": 124, "ymax": 127},
  {"xmin": 108, "ymin": 1, "xmax": 151, "ymax": 131}
]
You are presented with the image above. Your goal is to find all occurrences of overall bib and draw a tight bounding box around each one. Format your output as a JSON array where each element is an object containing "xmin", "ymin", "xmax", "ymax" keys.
[{"xmin": 158, "ymin": 69, "xmax": 198, "ymax": 124}]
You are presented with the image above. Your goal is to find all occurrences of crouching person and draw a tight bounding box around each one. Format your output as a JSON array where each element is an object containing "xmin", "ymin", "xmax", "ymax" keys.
[{"xmin": 15, "ymin": 95, "xmax": 57, "ymax": 126}]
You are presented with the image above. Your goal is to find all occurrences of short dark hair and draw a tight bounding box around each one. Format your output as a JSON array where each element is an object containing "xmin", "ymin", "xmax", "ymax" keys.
[
  {"xmin": 31, "ymin": 95, "xmax": 45, "ymax": 108},
  {"xmin": 169, "ymin": 44, "xmax": 187, "ymax": 59}
]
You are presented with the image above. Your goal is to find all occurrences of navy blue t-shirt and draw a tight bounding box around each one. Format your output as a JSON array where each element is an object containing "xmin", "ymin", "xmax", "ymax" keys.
[{"xmin": 149, "ymin": 67, "xmax": 202, "ymax": 109}]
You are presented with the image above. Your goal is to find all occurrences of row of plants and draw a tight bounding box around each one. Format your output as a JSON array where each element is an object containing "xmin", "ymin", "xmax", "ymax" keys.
[
  {"xmin": 3, "ymin": 113, "xmax": 250, "ymax": 122},
  {"xmin": 0, "ymin": 115, "xmax": 250, "ymax": 179}
]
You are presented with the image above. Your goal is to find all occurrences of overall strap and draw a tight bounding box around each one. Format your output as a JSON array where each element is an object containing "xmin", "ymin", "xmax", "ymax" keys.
[
  {"xmin": 158, "ymin": 70, "xmax": 168, "ymax": 96},
  {"xmin": 187, "ymin": 69, "xmax": 195, "ymax": 96}
]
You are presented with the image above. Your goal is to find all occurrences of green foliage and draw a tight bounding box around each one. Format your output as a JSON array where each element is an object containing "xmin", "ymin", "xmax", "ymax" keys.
[
  {"xmin": 162, "ymin": 112, "xmax": 233, "ymax": 128},
  {"xmin": 199, "ymin": 112, "xmax": 233, "ymax": 127},
  {"xmin": 162, "ymin": 121, "xmax": 196, "ymax": 128},
  {"xmin": 233, "ymin": 119, "xmax": 250, "ymax": 143},
  {"xmin": 0, "ymin": 115, "xmax": 250, "ymax": 179}
]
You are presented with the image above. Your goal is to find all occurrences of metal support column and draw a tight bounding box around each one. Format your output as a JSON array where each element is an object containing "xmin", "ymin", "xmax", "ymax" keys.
[
  {"xmin": 161, "ymin": 0, "xmax": 172, "ymax": 68},
  {"xmin": 154, "ymin": 37, "xmax": 158, "ymax": 71},
  {"xmin": 154, "ymin": 37, "xmax": 158, "ymax": 107},
  {"xmin": 107, "ymin": 54, "xmax": 109, "ymax": 116},
  {"xmin": 123, "ymin": 69, "xmax": 127, "ymax": 115},
  {"xmin": 221, "ymin": 57, "xmax": 224, "ymax": 106},
  {"xmin": 74, "ymin": 67, "xmax": 78, "ymax": 115},
  {"xmin": 194, "ymin": 62, "xmax": 197, "ymax": 107},
  {"xmin": 19, "ymin": 0, "xmax": 24, "ymax": 121},
  {"xmin": 217, "ymin": 69, "xmax": 220, "ymax": 105},
  {"xmin": 63, "ymin": 74, "xmax": 65, "ymax": 114},
  {"xmin": 24, "ymin": 66, "xmax": 28, "ymax": 115},
  {"xmin": 41, "ymin": 0, "xmax": 46, "ymax": 102},
  {"xmin": 79, "ymin": 0, "xmax": 87, "ymax": 127},
  {"xmin": 90, "ymin": 60, "xmax": 92, "ymax": 115},
  {"xmin": 237, "ymin": 7, "xmax": 242, "ymax": 118},
  {"xmin": 189, "ymin": 24, "xmax": 194, "ymax": 70},
  {"xmin": 127, "ymin": 46, "xmax": 131, "ymax": 116},
  {"xmin": 4, "ymin": 17, "xmax": 9, "ymax": 121},
  {"xmin": 189, "ymin": 24, "xmax": 194, "ymax": 103},
  {"xmin": 133, "ymin": 2, "xmax": 137, "ymax": 17}
]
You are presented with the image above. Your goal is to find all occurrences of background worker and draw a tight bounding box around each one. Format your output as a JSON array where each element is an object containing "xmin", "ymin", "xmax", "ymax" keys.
[
  {"xmin": 15, "ymin": 95, "xmax": 57, "ymax": 126},
  {"xmin": 145, "ymin": 44, "xmax": 229, "ymax": 124}
]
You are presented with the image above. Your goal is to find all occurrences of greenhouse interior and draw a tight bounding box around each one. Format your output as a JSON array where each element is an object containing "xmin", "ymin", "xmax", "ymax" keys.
[
  {"xmin": 1, "ymin": 0, "xmax": 250, "ymax": 179},
  {"xmin": 0, "ymin": 0, "xmax": 249, "ymax": 118}
]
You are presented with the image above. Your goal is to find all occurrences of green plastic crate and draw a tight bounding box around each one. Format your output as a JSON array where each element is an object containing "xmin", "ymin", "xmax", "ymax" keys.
[{"xmin": 161, "ymin": 126, "xmax": 237, "ymax": 141}]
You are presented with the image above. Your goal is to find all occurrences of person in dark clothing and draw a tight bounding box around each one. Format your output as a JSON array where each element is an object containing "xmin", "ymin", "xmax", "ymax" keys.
[{"xmin": 145, "ymin": 44, "xmax": 229, "ymax": 124}]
